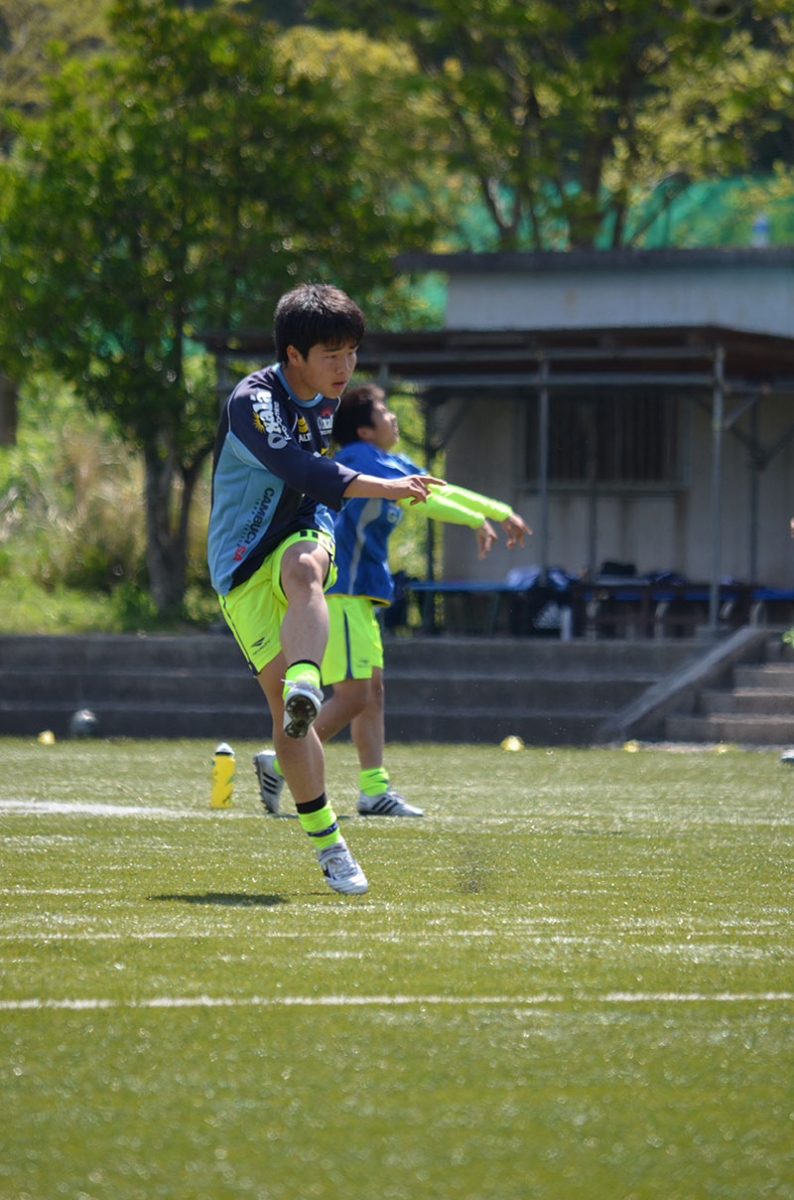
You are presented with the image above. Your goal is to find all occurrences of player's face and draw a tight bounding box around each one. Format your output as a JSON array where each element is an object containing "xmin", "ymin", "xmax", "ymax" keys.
[
  {"xmin": 367, "ymin": 399, "xmax": 399, "ymax": 450},
  {"xmin": 284, "ymin": 341, "xmax": 358, "ymax": 400}
]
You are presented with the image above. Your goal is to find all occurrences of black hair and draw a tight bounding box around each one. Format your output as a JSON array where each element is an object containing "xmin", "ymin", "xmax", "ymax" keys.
[
  {"xmin": 273, "ymin": 283, "xmax": 365, "ymax": 363},
  {"xmin": 333, "ymin": 383, "xmax": 385, "ymax": 446}
]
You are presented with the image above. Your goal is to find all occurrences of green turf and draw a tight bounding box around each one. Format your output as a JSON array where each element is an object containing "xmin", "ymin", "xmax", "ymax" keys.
[{"xmin": 1, "ymin": 737, "xmax": 793, "ymax": 1200}]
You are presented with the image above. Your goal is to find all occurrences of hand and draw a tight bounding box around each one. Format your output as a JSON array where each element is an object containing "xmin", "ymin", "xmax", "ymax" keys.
[
  {"xmin": 344, "ymin": 473, "xmax": 446, "ymax": 504},
  {"xmin": 476, "ymin": 520, "xmax": 498, "ymax": 560},
  {"xmin": 387, "ymin": 474, "xmax": 447, "ymax": 505},
  {"xmin": 502, "ymin": 512, "xmax": 532, "ymax": 549}
]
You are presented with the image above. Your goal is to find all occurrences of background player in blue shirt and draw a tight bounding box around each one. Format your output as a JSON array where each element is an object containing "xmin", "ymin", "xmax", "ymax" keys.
[
  {"xmin": 254, "ymin": 383, "xmax": 531, "ymax": 818},
  {"xmin": 209, "ymin": 286, "xmax": 442, "ymax": 894}
]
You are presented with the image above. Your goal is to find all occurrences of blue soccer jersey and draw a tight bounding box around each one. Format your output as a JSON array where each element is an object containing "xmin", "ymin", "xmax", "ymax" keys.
[
  {"xmin": 327, "ymin": 442, "xmax": 421, "ymax": 605},
  {"xmin": 208, "ymin": 364, "xmax": 359, "ymax": 596},
  {"xmin": 328, "ymin": 442, "xmax": 514, "ymax": 606},
  {"xmin": 328, "ymin": 444, "xmax": 422, "ymax": 604}
]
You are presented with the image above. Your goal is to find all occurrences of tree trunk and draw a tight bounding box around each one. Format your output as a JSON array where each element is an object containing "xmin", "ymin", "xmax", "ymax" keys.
[
  {"xmin": 0, "ymin": 373, "xmax": 18, "ymax": 446},
  {"xmin": 143, "ymin": 439, "xmax": 188, "ymax": 616}
]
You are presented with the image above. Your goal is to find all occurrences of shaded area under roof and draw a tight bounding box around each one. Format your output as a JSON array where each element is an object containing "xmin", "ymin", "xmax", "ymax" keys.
[{"xmin": 198, "ymin": 324, "xmax": 794, "ymax": 395}]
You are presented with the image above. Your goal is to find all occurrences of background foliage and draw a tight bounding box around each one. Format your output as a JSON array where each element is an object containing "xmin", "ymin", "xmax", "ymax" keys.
[{"xmin": 2, "ymin": 0, "xmax": 794, "ymax": 628}]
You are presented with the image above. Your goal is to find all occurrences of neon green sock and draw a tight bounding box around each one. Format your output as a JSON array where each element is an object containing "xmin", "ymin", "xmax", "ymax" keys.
[
  {"xmin": 283, "ymin": 660, "xmax": 321, "ymax": 701},
  {"xmin": 359, "ymin": 767, "xmax": 390, "ymax": 797},
  {"xmin": 297, "ymin": 800, "xmax": 340, "ymax": 849},
  {"xmin": 272, "ymin": 756, "xmax": 283, "ymax": 777}
]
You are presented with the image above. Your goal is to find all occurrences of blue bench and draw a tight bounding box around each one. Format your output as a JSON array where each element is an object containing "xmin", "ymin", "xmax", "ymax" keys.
[
  {"xmin": 403, "ymin": 578, "xmax": 794, "ymax": 637},
  {"xmin": 579, "ymin": 580, "xmax": 755, "ymax": 638}
]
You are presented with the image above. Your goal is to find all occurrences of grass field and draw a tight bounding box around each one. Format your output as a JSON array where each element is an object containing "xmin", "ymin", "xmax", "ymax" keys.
[{"xmin": 1, "ymin": 735, "xmax": 793, "ymax": 1200}]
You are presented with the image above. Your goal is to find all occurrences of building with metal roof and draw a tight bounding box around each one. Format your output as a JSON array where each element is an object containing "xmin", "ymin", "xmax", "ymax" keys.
[{"xmin": 200, "ymin": 248, "xmax": 794, "ymax": 633}]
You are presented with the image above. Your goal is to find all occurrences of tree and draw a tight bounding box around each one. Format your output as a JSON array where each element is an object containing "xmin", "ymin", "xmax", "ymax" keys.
[
  {"xmin": 310, "ymin": 0, "xmax": 790, "ymax": 251},
  {"xmin": 641, "ymin": 2, "xmax": 794, "ymax": 245},
  {"xmin": 0, "ymin": 1, "xmax": 113, "ymax": 443},
  {"xmin": 0, "ymin": 0, "xmax": 110, "ymax": 152},
  {"xmin": 275, "ymin": 23, "xmax": 454, "ymax": 323},
  {"xmin": 0, "ymin": 0, "xmax": 436, "ymax": 613}
]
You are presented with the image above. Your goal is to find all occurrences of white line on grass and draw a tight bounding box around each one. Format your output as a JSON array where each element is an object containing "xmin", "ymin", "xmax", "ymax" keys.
[
  {"xmin": 0, "ymin": 800, "xmax": 256, "ymax": 818},
  {"xmin": 4, "ymin": 799, "xmax": 793, "ymax": 827},
  {"xmin": 0, "ymin": 991, "xmax": 792, "ymax": 1012},
  {"xmin": 0, "ymin": 888, "xmax": 115, "ymax": 895},
  {"xmin": 602, "ymin": 991, "xmax": 794, "ymax": 1003}
]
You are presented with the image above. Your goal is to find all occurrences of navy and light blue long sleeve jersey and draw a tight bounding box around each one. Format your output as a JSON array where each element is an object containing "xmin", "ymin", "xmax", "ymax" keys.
[{"xmin": 207, "ymin": 364, "xmax": 359, "ymax": 596}]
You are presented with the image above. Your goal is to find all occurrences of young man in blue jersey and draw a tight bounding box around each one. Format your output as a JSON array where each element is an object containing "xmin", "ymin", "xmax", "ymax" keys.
[
  {"xmin": 208, "ymin": 287, "xmax": 442, "ymax": 894},
  {"xmin": 254, "ymin": 382, "xmax": 531, "ymax": 819}
]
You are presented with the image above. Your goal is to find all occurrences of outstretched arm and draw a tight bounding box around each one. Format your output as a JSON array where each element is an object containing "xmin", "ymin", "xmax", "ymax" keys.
[
  {"xmin": 418, "ymin": 482, "xmax": 533, "ymax": 550},
  {"xmin": 344, "ymin": 473, "xmax": 446, "ymax": 505}
]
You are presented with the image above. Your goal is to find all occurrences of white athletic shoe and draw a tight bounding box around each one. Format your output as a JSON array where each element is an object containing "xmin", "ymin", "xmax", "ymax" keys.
[
  {"xmin": 317, "ymin": 838, "xmax": 368, "ymax": 895},
  {"xmin": 283, "ymin": 679, "xmax": 323, "ymax": 739},
  {"xmin": 357, "ymin": 788, "xmax": 424, "ymax": 817},
  {"xmin": 253, "ymin": 750, "xmax": 285, "ymax": 815}
]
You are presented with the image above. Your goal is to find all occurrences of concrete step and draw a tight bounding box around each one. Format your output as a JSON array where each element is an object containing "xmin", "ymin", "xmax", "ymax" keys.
[
  {"xmin": 0, "ymin": 632, "xmax": 709, "ymax": 744},
  {"xmin": 0, "ymin": 631, "xmax": 702, "ymax": 671},
  {"xmin": 384, "ymin": 708, "xmax": 604, "ymax": 746},
  {"xmin": 665, "ymin": 712, "xmax": 794, "ymax": 744},
  {"xmin": 700, "ymin": 688, "xmax": 794, "ymax": 716},
  {"xmin": 0, "ymin": 701, "xmax": 271, "ymax": 741},
  {"xmin": 383, "ymin": 635, "xmax": 702, "ymax": 675},
  {"xmin": 0, "ymin": 666, "xmax": 658, "ymax": 710},
  {"xmin": 0, "ymin": 667, "xmax": 258, "ymax": 706},
  {"xmin": 0, "ymin": 632, "xmax": 243, "ymax": 671},
  {"xmin": 383, "ymin": 673, "xmax": 656, "ymax": 712},
  {"xmin": 733, "ymin": 664, "xmax": 794, "ymax": 691},
  {"xmin": 2, "ymin": 696, "xmax": 609, "ymax": 746}
]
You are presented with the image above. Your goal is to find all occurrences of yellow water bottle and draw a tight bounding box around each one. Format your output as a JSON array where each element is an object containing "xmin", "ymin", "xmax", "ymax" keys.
[{"xmin": 210, "ymin": 742, "xmax": 235, "ymax": 808}]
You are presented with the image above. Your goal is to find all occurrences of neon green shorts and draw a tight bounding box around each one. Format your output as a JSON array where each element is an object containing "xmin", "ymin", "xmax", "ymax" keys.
[
  {"xmin": 322, "ymin": 594, "xmax": 384, "ymax": 685},
  {"xmin": 218, "ymin": 529, "xmax": 336, "ymax": 675}
]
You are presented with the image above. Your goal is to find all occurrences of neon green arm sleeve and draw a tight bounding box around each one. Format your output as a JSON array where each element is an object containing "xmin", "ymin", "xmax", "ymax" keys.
[
  {"xmin": 398, "ymin": 484, "xmax": 512, "ymax": 528},
  {"xmin": 400, "ymin": 490, "xmax": 484, "ymax": 528},
  {"xmin": 429, "ymin": 483, "xmax": 512, "ymax": 523}
]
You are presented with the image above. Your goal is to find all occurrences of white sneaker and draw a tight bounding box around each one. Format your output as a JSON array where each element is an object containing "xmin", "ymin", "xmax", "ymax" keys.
[
  {"xmin": 357, "ymin": 788, "xmax": 424, "ymax": 817},
  {"xmin": 317, "ymin": 838, "xmax": 368, "ymax": 895},
  {"xmin": 283, "ymin": 679, "xmax": 323, "ymax": 739},
  {"xmin": 253, "ymin": 750, "xmax": 285, "ymax": 815}
]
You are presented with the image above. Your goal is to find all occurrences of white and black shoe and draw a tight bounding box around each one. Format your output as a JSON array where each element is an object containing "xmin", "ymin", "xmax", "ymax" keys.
[
  {"xmin": 317, "ymin": 838, "xmax": 368, "ymax": 895},
  {"xmin": 283, "ymin": 679, "xmax": 323, "ymax": 739},
  {"xmin": 357, "ymin": 788, "xmax": 424, "ymax": 817},
  {"xmin": 253, "ymin": 750, "xmax": 285, "ymax": 815}
]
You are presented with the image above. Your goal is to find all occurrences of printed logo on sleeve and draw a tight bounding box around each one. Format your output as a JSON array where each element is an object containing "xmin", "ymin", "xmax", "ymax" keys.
[{"xmin": 252, "ymin": 390, "xmax": 289, "ymax": 450}]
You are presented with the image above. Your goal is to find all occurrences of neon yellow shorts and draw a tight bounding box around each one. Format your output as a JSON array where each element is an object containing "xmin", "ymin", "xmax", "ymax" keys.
[
  {"xmin": 322, "ymin": 594, "xmax": 384, "ymax": 685},
  {"xmin": 218, "ymin": 529, "xmax": 336, "ymax": 675}
]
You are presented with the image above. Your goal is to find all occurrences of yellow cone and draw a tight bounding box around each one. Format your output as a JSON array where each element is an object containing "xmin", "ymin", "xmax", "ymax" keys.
[{"xmin": 501, "ymin": 735, "xmax": 524, "ymax": 752}]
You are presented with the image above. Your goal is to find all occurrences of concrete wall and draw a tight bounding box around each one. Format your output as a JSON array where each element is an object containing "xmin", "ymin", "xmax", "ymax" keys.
[
  {"xmin": 441, "ymin": 391, "xmax": 794, "ymax": 587},
  {"xmin": 445, "ymin": 262, "xmax": 794, "ymax": 336}
]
